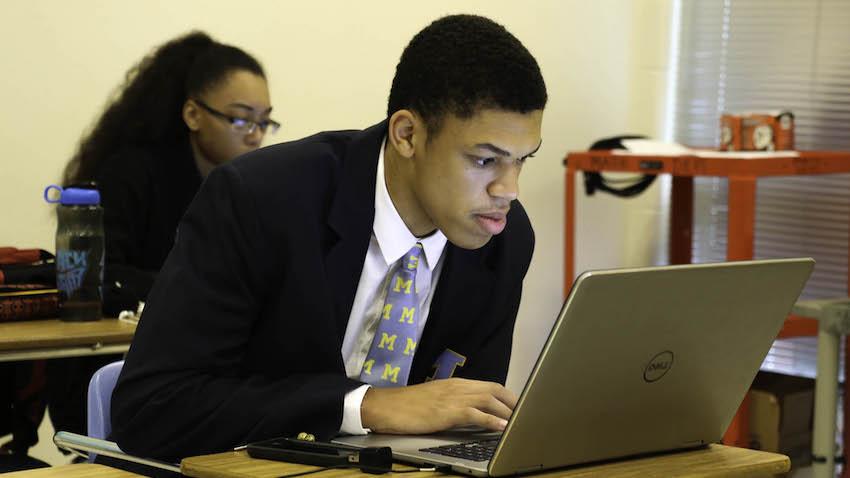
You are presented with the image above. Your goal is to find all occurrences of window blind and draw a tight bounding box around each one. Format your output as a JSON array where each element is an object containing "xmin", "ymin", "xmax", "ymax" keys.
[{"xmin": 670, "ymin": 0, "xmax": 850, "ymax": 299}]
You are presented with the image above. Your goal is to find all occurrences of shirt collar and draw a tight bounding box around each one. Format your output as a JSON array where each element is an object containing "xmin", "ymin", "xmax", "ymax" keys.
[{"xmin": 374, "ymin": 137, "xmax": 447, "ymax": 269}]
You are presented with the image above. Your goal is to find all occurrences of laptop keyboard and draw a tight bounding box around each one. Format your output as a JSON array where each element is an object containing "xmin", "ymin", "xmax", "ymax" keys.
[{"xmin": 420, "ymin": 439, "xmax": 499, "ymax": 462}]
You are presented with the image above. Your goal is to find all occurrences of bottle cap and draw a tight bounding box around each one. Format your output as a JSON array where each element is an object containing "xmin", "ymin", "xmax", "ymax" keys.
[{"xmin": 44, "ymin": 185, "xmax": 101, "ymax": 205}]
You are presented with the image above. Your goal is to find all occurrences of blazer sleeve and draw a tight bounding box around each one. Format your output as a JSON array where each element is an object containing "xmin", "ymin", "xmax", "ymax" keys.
[{"xmin": 111, "ymin": 164, "xmax": 361, "ymax": 461}]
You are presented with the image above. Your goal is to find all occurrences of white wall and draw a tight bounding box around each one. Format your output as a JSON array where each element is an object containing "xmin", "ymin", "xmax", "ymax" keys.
[{"xmin": 0, "ymin": 0, "xmax": 673, "ymax": 461}]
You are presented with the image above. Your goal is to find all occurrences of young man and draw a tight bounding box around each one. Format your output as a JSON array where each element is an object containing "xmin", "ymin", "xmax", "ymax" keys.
[{"xmin": 112, "ymin": 14, "xmax": 547, "ymax": 461}]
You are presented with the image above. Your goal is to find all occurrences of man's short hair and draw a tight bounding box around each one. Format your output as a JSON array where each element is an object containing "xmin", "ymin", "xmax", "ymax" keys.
[{"xmin": 387, "ymin": 14, "xmax": 548, "ymax": 135}]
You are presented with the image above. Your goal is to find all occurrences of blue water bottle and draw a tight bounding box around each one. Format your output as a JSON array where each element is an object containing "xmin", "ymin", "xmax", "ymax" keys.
[{"xmin": 44, "ymin": 184, "xmax": 104, "ymax": 321}]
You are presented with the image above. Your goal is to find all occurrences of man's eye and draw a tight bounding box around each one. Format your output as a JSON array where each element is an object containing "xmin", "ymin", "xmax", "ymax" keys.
[
  {"xmin": 231, "ymin": 118, "xmax": 250, "ymax": 127},
  {"xmin": 474, "ymin": 157, "xmax": 496, "ymax": 167}
]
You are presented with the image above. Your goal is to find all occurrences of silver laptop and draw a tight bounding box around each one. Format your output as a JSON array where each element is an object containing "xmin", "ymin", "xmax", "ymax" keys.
[{"xmin": 334, "ymin": 258, "xmax": 814, "ymax": 476}]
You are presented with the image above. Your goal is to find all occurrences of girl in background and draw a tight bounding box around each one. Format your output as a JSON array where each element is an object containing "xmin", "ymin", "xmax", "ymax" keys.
[{"xmin": 32, "ymin": 31, "xmax": 276, "ymax": 462}]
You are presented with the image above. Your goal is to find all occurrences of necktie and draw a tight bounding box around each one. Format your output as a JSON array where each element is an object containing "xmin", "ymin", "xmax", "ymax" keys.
[{"xmin": 359, "ymin": 243, "xmax": 424, "ymax": 386}]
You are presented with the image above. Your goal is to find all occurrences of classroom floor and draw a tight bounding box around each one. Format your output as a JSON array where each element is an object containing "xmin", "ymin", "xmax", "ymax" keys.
[
  {"xmin": 792, "ymin": 467, "xmax": 815, "ymax": 477},
  {"xmin": 0, "ymin": 410, "xmax": 73, "ymax": 469}
]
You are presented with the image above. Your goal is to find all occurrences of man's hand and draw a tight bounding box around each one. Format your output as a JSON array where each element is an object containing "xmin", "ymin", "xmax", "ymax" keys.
[{"xmin": 360, "ymin": 378, "xmax": 518, "ymax": 434}]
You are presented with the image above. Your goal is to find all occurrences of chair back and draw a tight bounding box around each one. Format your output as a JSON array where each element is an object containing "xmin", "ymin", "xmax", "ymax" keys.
[
  {"xmin": 57, "ymin": 359, "xmax": 177, "ymax": 472},
  {"xmin": 87, "ymin": 360, "xmax": 124, "ymax": 442}
]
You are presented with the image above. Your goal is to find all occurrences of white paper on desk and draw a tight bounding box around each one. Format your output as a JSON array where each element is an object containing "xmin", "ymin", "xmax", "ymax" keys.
[
  {"xmin": 611, "ymin": 139, "xmax": 693, "ymax": 155},
  {"xmin": 691, "ymin": 150, "xmax": 800, "ymax": 159}
]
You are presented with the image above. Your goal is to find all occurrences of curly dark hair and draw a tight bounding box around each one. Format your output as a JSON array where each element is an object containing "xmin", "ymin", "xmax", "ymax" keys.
[
  {"xmin": 387, "ymin": 14, "xmax": 547, "ymax": 135},
  {"xmin": 62, "ymin": 31, "xmax": 265, "ymax": 186}
]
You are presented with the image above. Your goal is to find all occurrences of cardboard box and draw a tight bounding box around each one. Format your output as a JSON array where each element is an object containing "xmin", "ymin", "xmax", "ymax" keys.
[
  {"xmin": 720, "ymin": 111, "xmax": 795, "ymax": 151},
  {"xmin": 748, "ymin": 371, "xmax": 814, "ymax": 467}
]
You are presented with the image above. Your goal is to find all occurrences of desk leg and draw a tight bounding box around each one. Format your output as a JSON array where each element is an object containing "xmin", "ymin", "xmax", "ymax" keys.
[
  {"xmin": 565, "ymin": 164, "xmax": 576, "ymax": 298},
  {"xmin": 726, "ymin": 176, "xmax": 756, "ymax": 261},
  {"xmin": 723, "ymin": 396, "xmax": 751, "ymax": 448},
  {"xmin": 670, "ymin": 176, "xmax": 693, "ymax": 264},
  {"xmin": 723, "ymin": 176, "xmax": 757, "ymax": 447},
  {"xmin": 813, "ymin": 325, "xmax": 839, "ymax": 478}
]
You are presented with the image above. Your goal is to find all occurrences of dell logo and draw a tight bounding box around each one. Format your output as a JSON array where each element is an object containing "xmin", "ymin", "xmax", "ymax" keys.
[{"xmin": 644, "ymin": 351, "xmax": 674, "ymax": 382}]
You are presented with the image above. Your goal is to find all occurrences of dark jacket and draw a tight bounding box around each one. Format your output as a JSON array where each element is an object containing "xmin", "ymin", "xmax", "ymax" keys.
[
  {"xmin": 111, "ymin": 121, "xmax": 534, "ymax": 461},
  {"xmin": 96, "ymin": 141, "xmax": 201, "ymax": 314},
  {"xmin": 43, "ymin": 141, "xmax": 202, "ymax": 441}
]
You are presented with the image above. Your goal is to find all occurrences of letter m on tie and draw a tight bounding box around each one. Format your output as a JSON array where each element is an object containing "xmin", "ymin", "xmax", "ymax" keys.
[
  {"xmin": 378, "ymin": 333, "xmax": 397, "ymax": 351},
  {"xmin": 382, "ymin": 364, "xmax": 401, "ymax": 383},
  {"xmin": 393, "ymin": 277, "xmax": 413, "ymax": 294}
]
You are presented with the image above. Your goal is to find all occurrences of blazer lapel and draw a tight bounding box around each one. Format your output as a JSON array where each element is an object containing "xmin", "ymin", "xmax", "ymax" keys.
[
  {"xmin": 412, "ymin": 244, "xmax": 496, "ymax": 382},
  {"xmin": 325, "ymin": 121, "xmax": 388, "ymax": 341}
]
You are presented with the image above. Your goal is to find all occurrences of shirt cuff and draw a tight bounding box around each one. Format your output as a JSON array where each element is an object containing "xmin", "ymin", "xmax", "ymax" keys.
[{"xmin": 340, "ymin": 384, "xmax": 372, "ymax": 435}]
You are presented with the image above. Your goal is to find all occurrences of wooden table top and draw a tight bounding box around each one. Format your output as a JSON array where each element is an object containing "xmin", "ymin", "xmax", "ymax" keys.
[
  {"xmin": 0, "ymin": 318, "xmax": 136, "ymax": 351},
  {"xmin": 564, "ymin": 149, "xmax": 850, "ymax": 177},
  {"xmin": 0, "ymin": 463, "xmax": 144, "ymax": 477},
  {"xmin": 181, "ymin": 444, "xmax": 790, "ymax": 478}
]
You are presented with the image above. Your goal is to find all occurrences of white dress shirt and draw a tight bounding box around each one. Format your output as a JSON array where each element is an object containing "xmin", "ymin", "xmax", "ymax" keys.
[{"xmin": 338, "ymin": 139, "xmax": 447, "ymax": 434}]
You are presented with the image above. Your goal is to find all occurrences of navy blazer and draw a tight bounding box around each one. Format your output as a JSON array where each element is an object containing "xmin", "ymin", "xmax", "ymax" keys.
[{"xmin": 111, "ymin": 121, "xmax": 535, "ymax": 461}]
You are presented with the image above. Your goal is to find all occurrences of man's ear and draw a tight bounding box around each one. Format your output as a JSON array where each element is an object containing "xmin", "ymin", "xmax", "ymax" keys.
[
  {"xmin": 183, "ymin": 99, "xmax": 201, "ymax": 132},
  {"xmin": 387, "ymin": 110, "xmax": 422, "ymax": 159}
]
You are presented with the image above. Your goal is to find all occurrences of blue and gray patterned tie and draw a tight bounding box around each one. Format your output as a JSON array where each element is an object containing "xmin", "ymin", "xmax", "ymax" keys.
[{"xmin": 359, "ymin": 243, "xmax": 424, "ymax": 386}]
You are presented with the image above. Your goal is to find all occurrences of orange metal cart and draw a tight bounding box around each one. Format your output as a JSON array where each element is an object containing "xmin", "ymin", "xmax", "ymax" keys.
[{"xmin": 563, "ymin": 150, "xmax": 850, "ymax": 455}]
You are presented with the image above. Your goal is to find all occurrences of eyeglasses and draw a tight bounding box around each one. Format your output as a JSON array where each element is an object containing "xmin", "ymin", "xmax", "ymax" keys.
[{"xmin": 193, "ymin": 99, "xmax": 281, "ymax": 135}]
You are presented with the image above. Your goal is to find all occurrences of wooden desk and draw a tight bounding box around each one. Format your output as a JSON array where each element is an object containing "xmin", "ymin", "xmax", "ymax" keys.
[
  {"xmin": 0, "ymin": 463, "xmax": 143, "ymax": 477},
  {"xmin": 564, "ymin": 149, "xmax": 850, "ymax": 448},
  {"xmin": 564, "ymin": 149, "xmax": 850, "ymax": 290},
  {"xmin": 0, "ymin": 318, "xmax": 136, "ymax": 362},
  {"xmin": 181, "ymin": 444, "xmax": 790, "ymax": 478}
]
